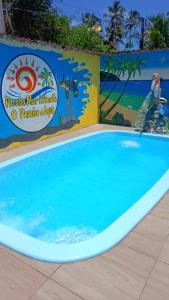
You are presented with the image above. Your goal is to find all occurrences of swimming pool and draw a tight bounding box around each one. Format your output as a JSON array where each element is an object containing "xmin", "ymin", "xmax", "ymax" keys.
[{"xmin": 0, "ymin": 130, "xmax": 169, "ymax": 262}]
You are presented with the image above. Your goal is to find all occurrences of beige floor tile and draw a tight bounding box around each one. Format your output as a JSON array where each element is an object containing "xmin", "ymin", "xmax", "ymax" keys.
[
  {"xmin": 150, "ymin": 205, "xmax": 169, "ymax": 220},
  {"xmin": 52, "ymin": 248, "xmax": 151, "ymax": 300},
  {"xmin": 30, "ymin": 279, "xmax": 82, "ymax": 300},
  {"xmin": 159, "ymin": 238, "xmax": 169, "ymax": 265},
  {"xmin": 150, "ymin": 195, "xmax": 169, "ymax": 220},
  {"xmin": 22, "ymin": 258, "xmax": 60, "ymax": 278},
  {"xmin": 157, "ymin": 193, "xmax": 169, "ymax": 207},
  {"xmin": 121, "ymin": 231, "xmax": 164, "ymax": 258},
  {"xmin": 98, "ymin": 254, "xmax": 146, "ymax": 299},
  {"xmin": 0, "ymin": 248, "xmax": 47, "ymax": 300},
  {"xmin": 104, "ymin": 245, "xmax": 155, "ymax": 281},
  {"xmin": 1, "ymin": 246, "xmax": 60, "ymax": 277},
  {"xmin": 140, "ymin": 262, "xmax": 169, "ymax": 300},
  {"xmin": 134, "ymin": 214, "xmax": 169, "ymax": 242}
]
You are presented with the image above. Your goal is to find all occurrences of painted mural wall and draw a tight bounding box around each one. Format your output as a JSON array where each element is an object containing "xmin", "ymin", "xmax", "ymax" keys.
[
  {"xmin": 0, "ymin": 40, "xmax": 99, "ymax": 150},
  {"xmin": 100, "ymin": 50, "xmax": 169, "ymax": 133}
]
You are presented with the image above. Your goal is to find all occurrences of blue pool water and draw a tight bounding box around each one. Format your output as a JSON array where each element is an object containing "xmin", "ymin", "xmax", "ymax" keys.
[
  {"xmin": 0, "ymin": 131, "xmax": 169, "ymax": 263},
  {"xmin": 0, "ymin": 131, "xmax": 169, "ymax": 251}
]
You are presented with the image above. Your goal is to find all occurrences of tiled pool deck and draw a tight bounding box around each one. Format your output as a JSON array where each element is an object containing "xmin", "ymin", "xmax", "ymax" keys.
[{"xmin": 1, "ymin": 124, "xmax": 169, "ymax": 300}]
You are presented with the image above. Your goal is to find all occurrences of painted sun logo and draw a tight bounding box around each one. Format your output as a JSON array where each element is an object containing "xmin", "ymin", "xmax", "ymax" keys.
[
  {"xmin": 4, "ymin": 54, "xmax": 57, "ymax": 100},
  {"xmin": 2, "ymin": 54, "xmax": 58, "ymax": 132},
  {"xmin": 7, "ymin": 58, "xmax": 38, "ymax": 93}
]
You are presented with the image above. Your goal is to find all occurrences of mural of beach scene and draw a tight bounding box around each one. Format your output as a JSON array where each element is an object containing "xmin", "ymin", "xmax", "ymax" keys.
[{"xmin": 100, "ymin": 50, "xmax": 169, "ymax": 132}]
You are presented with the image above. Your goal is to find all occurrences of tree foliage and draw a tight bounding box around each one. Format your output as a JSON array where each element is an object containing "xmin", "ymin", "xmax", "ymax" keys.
[
  {"xmin": 144, "ymin": 14, "xmax": 169, "ymax": 49},
  {"xmin": 125, "ymin": 10, "xmax": 141, "ymax": 50},
  {"xmin": 104, "ymin": 0, "xmax": 125, "ymax": 49},
  {"xmin": 3, "ymin": 0, "xmax": 71, "ymax": 44},
  {"xmin": 2, "ymin": 0, "xmax": 169, "ymax": 52},
  {"xmin": 65, "ymin": 24, "xmax": 111, "ymax": 53},
  {"xmin": 82, "ymin": 12, "xmax": 101, "ymax": 29},
  {"xmin": 3, "ymin": 0, "xmax": 110, "ymax": 52},
  {"xmin": 6, "ymin": 0, "xmax": 52, "ymax": 38}
]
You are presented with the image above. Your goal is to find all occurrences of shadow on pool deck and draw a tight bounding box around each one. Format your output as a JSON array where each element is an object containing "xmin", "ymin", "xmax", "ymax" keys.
[{"xmin": 0, "ymin": 124, "xmax": 169, "ymax": 300}]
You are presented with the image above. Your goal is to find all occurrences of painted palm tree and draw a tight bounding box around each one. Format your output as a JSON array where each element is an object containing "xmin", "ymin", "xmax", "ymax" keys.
[
  {"xmin": 100, "ymin": 56, "xmax": 129, "ymax": 110},
  {"xmin": 125, "ymin": 10, "xmax": 141, "ymax": 50},
  {"xmin": 41, "ymin": 67, "xmax": 54, "ymax": 88},
  {"xmin": 100, "ymin": 57, "xmax": 117, "ymax": 94},
  {"xmin": 104, "ymin": 0, "xmax": 125, "ymax": 49},
  {"xmin": 103, "ymin": 56, "xmax": 145, "ymax": 119}
]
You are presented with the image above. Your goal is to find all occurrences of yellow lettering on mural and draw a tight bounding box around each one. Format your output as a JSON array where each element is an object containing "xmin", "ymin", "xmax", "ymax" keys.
[
  {"xmin": 15, "ymin": 99, "xmax": 26, "ymax": 107},
  {"xmin": 39, "ymin": 95, "xmax": 57, "ymax": 104},
  {"xmin": 19, "ymin": 106, "xmax": 54, "ymax": 119},
  {"xmin": 19, "ymin": 107, "xmax": 40, "ymax": 119},
  {"xmin": 5, "ymin": 97, "xmax": 13, "ymax": 108},
  {"xmin": 26, "ymin": 96, "xmax": 37, "ymax": 106},
  {"xmin": 40, "ymin": 105, "xmax": 55, "ymax": 117},
  {"xmin": 11, "ymin": 109, "xmax": 17, "ymax": 121},
  {"xmin": 4, "ymin": 96, "xmax": 56, "ymax": 109},
  {"xmin": 19, "ymin": 108, "xmax": 25, "ymax": 119},
  {"xmin": 5, "ymin": 96, "xmax": 27, "ymax": 108}
]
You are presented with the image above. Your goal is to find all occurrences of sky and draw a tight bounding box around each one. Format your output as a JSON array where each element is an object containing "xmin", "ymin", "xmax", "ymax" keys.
[{"xmin": 55, "ymin": 0, "xmax": 169, "ymax": 20}]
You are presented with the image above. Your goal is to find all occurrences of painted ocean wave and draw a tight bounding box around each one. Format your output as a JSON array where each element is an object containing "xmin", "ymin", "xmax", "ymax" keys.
[
  {"xmin": 6, "ymin": 86, "xmax": 55, "ymax": 100},
  {"xmin": 31, "ymin": 86, "xmax": 55, "ymax": 99}
]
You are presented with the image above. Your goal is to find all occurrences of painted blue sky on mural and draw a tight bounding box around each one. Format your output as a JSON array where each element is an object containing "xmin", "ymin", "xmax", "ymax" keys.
[
  {"xmin": 101, "ymin": 50, "xmax": 169, "ymax": 83},
  {"xmin": 101, "ymin": 51, "xmax": 169, "ymax": 70}
]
